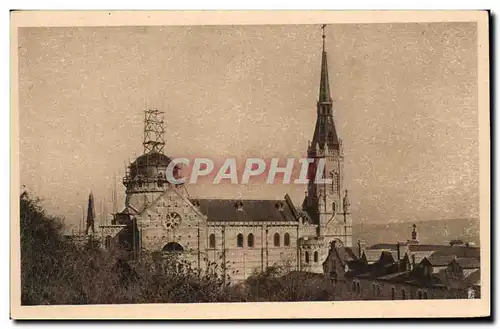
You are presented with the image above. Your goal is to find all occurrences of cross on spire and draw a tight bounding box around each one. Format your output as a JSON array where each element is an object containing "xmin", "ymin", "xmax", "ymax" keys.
[
  {"xmin": 321, "ymin": 24, "xmax": 327, "ymax": 50},
  {"xmin": 318, "ymin": 24, "xmax": 331, "ymax": 103}
]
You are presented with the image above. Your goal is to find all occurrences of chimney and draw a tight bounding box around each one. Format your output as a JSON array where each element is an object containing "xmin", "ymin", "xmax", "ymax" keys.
[{"xmin": 397, "ymin": 241, "xmax": 409, "ymax": 262}]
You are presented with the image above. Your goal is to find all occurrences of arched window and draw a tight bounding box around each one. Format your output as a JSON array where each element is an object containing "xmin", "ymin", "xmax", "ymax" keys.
[
  {"xmin": 247, "ymin": 233, "xmax": 254, "ymax": 248},
  {"xmin": 401, "ymin": 289, "xmax": 407, "ymax": 300},
  {"xmin": 136, "ymin": 174, "xmax": 144, "ymax": 188},
  {"xmin": 423, "ymin": 291, "xmax": 428, "ymax": 299},
  {"xmin": 332, "ymin": 201, "xmax": 336, "ymax": 213},
  {"xmin": 157, "ymin": 172, "xmax": 164, "ymax": 187},
  {"xmin": 305, "ymin": 251, "xmax": 309, "ymax": 263},
  {"xmin": 391, "ymin": 287, "xmax": 396, "ymax": 300},
  {"xmin": 209, "ymin": 234, "xmax": 216, "ymax": 248},
  {"xmin": 417, "ymin": 290, "xmax": 422, "ymax": 299},
  {"xmin": 105, "ymin": 235, "xmax": 112, "ymax": 249},
  {"xmin": 314, "ymin": 251, "xmax": 319, "ymax": 262},
  {"xmin": 284, "ymin": 233, "xmax": 290, "ymax": 246},
  {"xmin": 237, "ymin": 233, "xmax": 244, "ymax": 248},
  {"xmin": 356, "ymin": 282, "xmax": 361, "ymax": 294},
  {"xmin": 274, "ymin": 233, "xmax": 280, "ymax": 246},
  {"xmin": 352, "ymin": 281, "xmax": 356, "ymax": 292}
]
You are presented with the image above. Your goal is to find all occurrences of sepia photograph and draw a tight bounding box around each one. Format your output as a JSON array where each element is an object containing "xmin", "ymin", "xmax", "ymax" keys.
[{"xmin": 10, "ymin": 10, "xmax": 490, "ymax": 319}]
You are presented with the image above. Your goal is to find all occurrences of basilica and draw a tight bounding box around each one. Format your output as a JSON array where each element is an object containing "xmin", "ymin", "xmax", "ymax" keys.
[{"xmin": 99, "ymin": 31, "xmax": 353, "ymax": 283}]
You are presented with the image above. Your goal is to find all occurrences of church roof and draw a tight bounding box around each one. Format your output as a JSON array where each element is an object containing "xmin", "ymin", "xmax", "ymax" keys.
[
  {"xmin": 190, "ymin": 198, "xmax": 298, "ymax": 222},
  {"xmin": 129, "ymin": 151, "xmax": 173, "ymax": 178},
  {"xmin": 132, "ymin": 151, "xmax": 172, "ymax": 167}
]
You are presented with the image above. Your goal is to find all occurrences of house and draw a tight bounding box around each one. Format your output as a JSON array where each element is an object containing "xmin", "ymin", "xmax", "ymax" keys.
[{"xmin": 322, "ymin": 225, "xmax": 481, "ymax": 300}]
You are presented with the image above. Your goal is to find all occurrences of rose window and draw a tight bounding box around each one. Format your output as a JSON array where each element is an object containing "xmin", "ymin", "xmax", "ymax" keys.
[{"xmin": 162, "ymin": 212, "xmax": 182, "ymax": 230}]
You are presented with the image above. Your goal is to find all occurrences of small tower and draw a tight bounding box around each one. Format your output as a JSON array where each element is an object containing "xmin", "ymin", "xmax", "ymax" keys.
[
  {"xmin": 409, "ymin": 224, "xmax": 419, "ymax": 245},
  {"xmin": 85, "ymin": 192, "xmax": 96, "ymax": 235},
  {"xmin": 122, "ymin": 110, "xmax": 176, "ymax": 214}
]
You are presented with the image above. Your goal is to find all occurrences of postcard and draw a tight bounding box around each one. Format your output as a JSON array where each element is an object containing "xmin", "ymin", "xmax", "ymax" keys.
[{"xmin": 10, "ymin": 10, "xmax": 490, "ymax": 319}]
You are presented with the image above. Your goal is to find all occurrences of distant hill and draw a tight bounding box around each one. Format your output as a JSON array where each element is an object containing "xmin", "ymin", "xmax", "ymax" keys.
[{"xmin": 353, "ymin": 218, "xmax": 480, "ymax": 248}]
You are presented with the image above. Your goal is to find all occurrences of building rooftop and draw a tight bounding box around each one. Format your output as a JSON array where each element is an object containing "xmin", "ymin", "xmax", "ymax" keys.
[{"xmin": 191, "ymin": 198, "xmax": 298, "ymax": 222}]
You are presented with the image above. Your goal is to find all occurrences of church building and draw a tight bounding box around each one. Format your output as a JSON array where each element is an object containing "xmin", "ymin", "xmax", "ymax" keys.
[{"xmin": 99, "ymin": 29, "xmax": 353, "ymax": 282}]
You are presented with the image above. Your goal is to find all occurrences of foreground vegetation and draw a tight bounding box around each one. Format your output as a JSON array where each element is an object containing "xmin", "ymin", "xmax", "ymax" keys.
[{"xmin": 20, "ymin": 196, "xmax": 335, "ymax": 305}]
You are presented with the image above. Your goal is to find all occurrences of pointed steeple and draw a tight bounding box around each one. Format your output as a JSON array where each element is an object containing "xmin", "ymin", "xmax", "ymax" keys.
[
  {"xmin": 310, "ymin": 24, "xmax": 339, "ymax": 151},
  {"xmin": 319, "ymin": 24, "xmax": 332, "ymax": 104},
  {"xmin": 85, "ymin": 191, "xmax": 96, "ymax": 235}
]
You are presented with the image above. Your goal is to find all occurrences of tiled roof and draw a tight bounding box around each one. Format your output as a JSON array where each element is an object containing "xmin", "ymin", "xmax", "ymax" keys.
[
  {"xmin": 430, "ymin": 246, "xmax": 480, "ymax": 259},
  {"xmin": 332, "ymin": 246, "xmax": 362, "ymax": 265},
  {"xmin": 344, "ymin": 247, "xmax": 361, "ymax": 261},
  {"xmin": 412, "ymin": 251, "xmax": 435, "ymax": 263},
  {"xmin": 363, "ymin": 249, "xmax": 398, "ymax": 264},
  {"xmin": 464, "ymin": 269, "xmax": 480, "ymax": 286},
  {"xmin": 456, "ymin": 258, "xmax": 480, "ymax": 269},
  {"xmin": 191, "ymin": 198, "xmax": 298, "ymax": 222},
  {"xmin": 424, "ymin": 256, "xmax": 480, "ymax": 269},
  {"xmin": 425, "ymin": 256, "xmax": 455, "ymax": 267},
  {"xmin": 367, "ymin": 243, "xmax": 399, "ymax": 250},
  {"xmin": 409, "ymin": 245, "xmax": 455, "ymax": 252},
  {"xmin": 376, "ymin": 271, "xmax": 409, "ymax": 281},
  {"xmin": 380, "ymin": 250, "xmax": 396, "ymax": 263},
  {"xmin": 368, "ymin": 243, "xmax": 479, "ymax": 254},
  {"xmin": 368, "ymin": 244, "xmax": 480, "ymax": 261},
  {"xmin": 364, "ymin": 250, "xmax": 384, "ymax": 263}
]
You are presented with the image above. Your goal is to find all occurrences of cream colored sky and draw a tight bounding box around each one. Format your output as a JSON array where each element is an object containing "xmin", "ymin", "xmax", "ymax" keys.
[{"xmin": 18, "ymin": 23, "xmax": 478, "ymax": 229}]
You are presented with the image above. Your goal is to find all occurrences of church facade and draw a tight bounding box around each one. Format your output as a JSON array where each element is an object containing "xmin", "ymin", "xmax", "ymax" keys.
[{"xmin": 100, "ymin": 34, "xmax": 353, "ymax": 283}]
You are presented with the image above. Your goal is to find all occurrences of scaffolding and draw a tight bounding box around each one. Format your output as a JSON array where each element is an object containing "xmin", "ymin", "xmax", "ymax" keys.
[{"xmin": 143, "ymin": 109, "xmax": 165, "ymax": 154}]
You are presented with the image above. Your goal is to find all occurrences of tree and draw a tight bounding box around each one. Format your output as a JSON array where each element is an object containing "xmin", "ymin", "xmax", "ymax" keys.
[{"xmin": 20, "ymin": 195, "xmax": 234, "ymax": 305}]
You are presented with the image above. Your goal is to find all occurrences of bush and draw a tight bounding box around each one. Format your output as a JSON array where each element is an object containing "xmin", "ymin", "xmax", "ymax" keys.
[
  {"xmin": 233, "ymin": 266, "xmax": 336, "ymax": 302},
  {"xmin": 20, "ymin": 195, "xmax": 335, "ymax": 304},
  {"xmin": 20, "ymin": 196, "xmax": 231, "ymax": 305}
]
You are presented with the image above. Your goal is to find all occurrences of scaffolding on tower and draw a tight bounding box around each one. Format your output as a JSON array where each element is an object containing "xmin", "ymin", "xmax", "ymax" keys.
[{"xmin": 143, "ymin": 109, "xmax": 165, "ymax": 155}]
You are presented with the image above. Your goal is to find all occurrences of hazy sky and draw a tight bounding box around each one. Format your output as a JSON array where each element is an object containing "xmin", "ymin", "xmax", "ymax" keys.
[{"xmin": 18, "ymin": 23, "xmax": 479, "ymax": 229}]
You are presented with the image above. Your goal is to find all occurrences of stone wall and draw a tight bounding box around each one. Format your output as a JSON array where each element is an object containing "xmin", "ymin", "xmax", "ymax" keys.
[
  {"xmin": 206, "ymin": 223, "xmax": 299, "ymax": 282},
  {"xmin": 342, "ymin": 277, "xmax": 470, "ymax": 300}
]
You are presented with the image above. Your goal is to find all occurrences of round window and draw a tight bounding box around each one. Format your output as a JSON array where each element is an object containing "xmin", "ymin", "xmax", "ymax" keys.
[{"xmin": 161, "ymin": 212, "xmax": 182, "ymax": 230}]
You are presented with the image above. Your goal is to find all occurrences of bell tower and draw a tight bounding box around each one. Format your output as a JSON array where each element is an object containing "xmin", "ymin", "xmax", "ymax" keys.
[{"xmin": 304, "ymin": 25, "xmax": 352, "ymax": 246}]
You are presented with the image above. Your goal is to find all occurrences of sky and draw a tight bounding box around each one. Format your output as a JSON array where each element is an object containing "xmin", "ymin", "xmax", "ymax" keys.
[{"xmin": 18, "ymin": 23, "xmax": 479, "ymax": 230}]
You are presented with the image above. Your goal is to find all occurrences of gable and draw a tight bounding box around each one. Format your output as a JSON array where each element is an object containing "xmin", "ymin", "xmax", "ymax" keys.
[{"xmin": 138, "ymin": 187, "xmax": 207, "ymax": 225}]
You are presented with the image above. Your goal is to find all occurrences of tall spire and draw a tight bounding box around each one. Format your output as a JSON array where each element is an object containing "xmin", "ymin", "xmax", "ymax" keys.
[
  {"xmin": 319, "ymin": 24, "xmax": 331, "ymax": 104},
  {"xmin": 310, "ymin": 24, "xmax": 339, "ymax": 151},
  {"xmin": 322, "ymin": 24, "xmax": 326, "ymax": 51},
  {"xmin": 85, "ymin": 191, "xmax": 96, "ymax": 235}
]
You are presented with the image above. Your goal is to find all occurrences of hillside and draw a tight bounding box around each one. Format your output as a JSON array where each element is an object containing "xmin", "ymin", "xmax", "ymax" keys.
[{"xmin": 353, "ymin": 218, "xmax": 480, "ymax": 248}]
